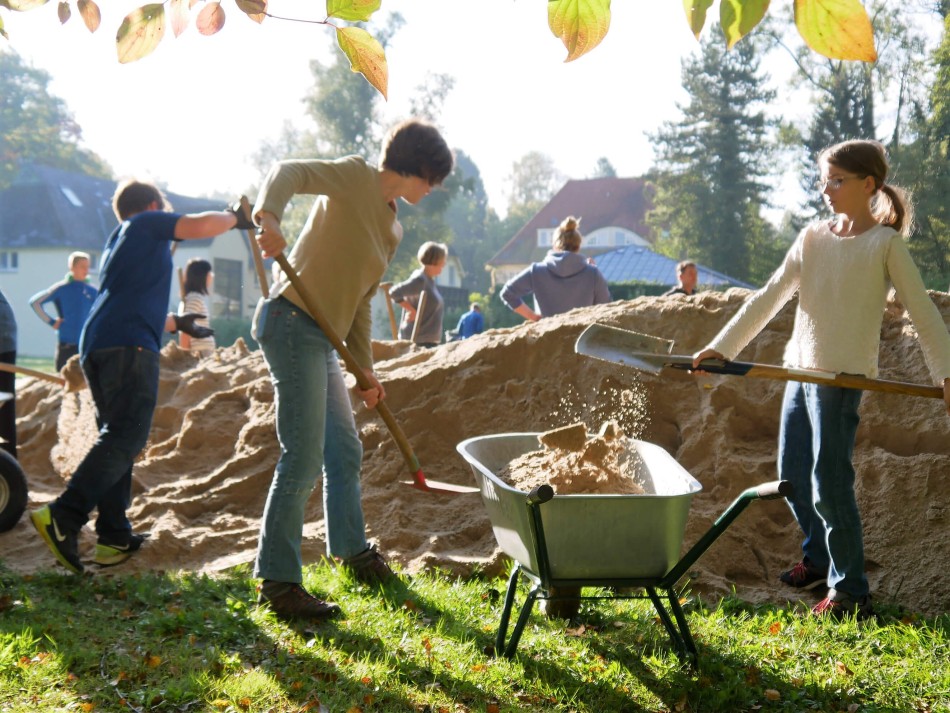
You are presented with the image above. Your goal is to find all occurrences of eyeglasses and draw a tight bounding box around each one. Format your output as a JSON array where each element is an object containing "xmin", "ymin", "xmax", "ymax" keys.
[{"xmin": 816, "ymin": 175, "xmax": 865, "ymax": 190}]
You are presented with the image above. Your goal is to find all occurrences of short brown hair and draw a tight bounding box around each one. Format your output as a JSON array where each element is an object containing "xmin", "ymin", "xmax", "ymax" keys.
[
  {"xmin": 417, "ymin": 241, "xmax": 448, "ymax": 266},
  {"xmin": 381, "ymin": 119, "xmax": 454, "ymax": 186},
  {"xmin": 112, "ymin": 180, "xmax": 170, "ymax": 221},
  {"xmin": 676, "ymin": 260, "xmax": 696, "ymax": 275}
]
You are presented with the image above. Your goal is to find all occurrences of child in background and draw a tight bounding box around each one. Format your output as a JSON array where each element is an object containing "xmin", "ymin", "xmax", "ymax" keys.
[
  {"xmin": 178, "ymin": 258, "xmax": 216, "ymax": 358},
  {"xmin": 692, "ymin": 140, "xmax": 950, "ymax": 620},
  {"xmin": 389, "ymin": 241, "xmax": 448, "ymax": 347}
]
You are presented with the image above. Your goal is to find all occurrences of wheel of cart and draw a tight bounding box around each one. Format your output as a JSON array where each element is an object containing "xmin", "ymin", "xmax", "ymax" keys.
[
  {"xmin": 0, "ymin": 448, "xmax": 27, "ymax": 532},
  {"xmin": 457, "ymin": 433, "xmax": 792, "ymax": 668}
]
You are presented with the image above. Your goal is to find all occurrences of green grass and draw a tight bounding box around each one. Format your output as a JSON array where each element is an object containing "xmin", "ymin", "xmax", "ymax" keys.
[
  {"xmin": 13, "ymin": 357, "xmax": 56, "ymax": 375},
  {"xmin": 0, "ymin": 562, "xmax": 946, "ymax": 712}
]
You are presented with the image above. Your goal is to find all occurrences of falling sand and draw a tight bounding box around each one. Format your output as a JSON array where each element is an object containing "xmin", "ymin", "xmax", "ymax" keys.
[{"xmin": 3, "ymin": 290, "xmax": 948, "ymax": 616}]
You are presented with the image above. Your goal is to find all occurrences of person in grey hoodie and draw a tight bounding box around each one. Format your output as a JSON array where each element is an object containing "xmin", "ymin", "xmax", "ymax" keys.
[{"xmin": 500, "ymin": 216, "xmax": 611, "ymax": 321}]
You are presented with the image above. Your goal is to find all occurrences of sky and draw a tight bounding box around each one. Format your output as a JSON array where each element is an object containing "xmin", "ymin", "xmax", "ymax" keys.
[
  {"xmin": 3, "ymin": 1, "xmax": 726, "ymax": 213},
  {"xmin": 3, "ymin": 1, "xmax": 933, "ymax": 217}
]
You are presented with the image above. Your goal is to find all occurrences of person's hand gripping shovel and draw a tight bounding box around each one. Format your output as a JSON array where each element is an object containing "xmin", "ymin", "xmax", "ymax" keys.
[{"xmin": 247, "ymin": 203, "xmax": 478, "ymax": 495}]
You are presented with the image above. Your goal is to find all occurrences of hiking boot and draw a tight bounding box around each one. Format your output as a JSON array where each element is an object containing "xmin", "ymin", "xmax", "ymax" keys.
[
  {"xmin": 94, "ymin": 532, "xmax": 149, "ymax": 567},
  {"xmin": 340, "ymin": 544, "xmax": 396, "ymax": 585},
  {"xmin": 779, "ymin": 559, "xmax": 827, "ymax": 589},
  {"xmin": 258, "ymin": 581, "xmax": 341, "ymax": 622},
  {"xmin": 811, "ymin": 590, "xmax": 874, "ymax": 621},
  {"xmin": 30, "ymin": 505, "xmax": 84, "ymax": 574}
]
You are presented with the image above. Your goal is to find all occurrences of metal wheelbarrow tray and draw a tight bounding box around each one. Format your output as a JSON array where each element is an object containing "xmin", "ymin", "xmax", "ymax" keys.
[{"xmin": 457, "ymin": 432, "xmax": 791, "ymax": 665}]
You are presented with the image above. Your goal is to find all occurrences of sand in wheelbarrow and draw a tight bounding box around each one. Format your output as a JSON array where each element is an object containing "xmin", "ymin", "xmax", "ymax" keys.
[{"xmin": 2, "ymin": 289, "xmax": 948, "ymax": 617}]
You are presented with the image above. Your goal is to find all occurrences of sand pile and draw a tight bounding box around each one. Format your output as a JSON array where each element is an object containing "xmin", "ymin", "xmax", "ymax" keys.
[{"xmin": 2, "ymin": 290, "xmax": 948, "ymax": 616}]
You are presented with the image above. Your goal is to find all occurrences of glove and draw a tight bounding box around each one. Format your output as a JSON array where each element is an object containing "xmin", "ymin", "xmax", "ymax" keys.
[
  {"xmin": 173, "ymin": 313, "xmax": 215, "ymax": 339},
  {"xmin": 227, "ymin": 197, "xmax": 257, "ymax": 231}
]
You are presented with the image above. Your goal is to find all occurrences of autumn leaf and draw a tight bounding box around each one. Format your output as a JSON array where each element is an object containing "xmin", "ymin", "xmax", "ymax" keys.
[
  {"xmin": 336, "ymin": 25, "xmax": 387, "ymax": 98},
  {"xmin": 326, "ymin": 0, "xmax": 380, "ymax": 23},
  {"xmin": 767, "ymin": 620, "xmax": 783, "ymax": 635},
  {"xmin": 168, "ymin": 0, "xmax": 188, "ymax": 37},
  {"xmin": 145, "ymin": 654, "xmax": 162, "ymax": 668},
  {"xmin": 5, "ymin": 0, "xmax": 50, "ymax": 10},
  {"xmin": 196, "ymin": 1, "xmax": 225, "ymax": 35},
  {"xmin": 57, "ymin": 1, "xmax": 69, "ymax": 24},
  {"xmin": 764, "ymin": 689, "xmax": 781, "ymax": 701},
  {"xmin": 835, "ymin": 660, "xmax": 854, "ymax": 676},
  {"xmin": 0, "ymin": 16, "xmax": 6, "ymax": 40},
  {"xmin": 76, "ymin": 1, "xmax": 100, "ymax": 33},
  {"xmin": 547, "ymin": 0, "xmax": 610, "ymax": 63},
  {"xmin": 235, "ymin": 0, "xmax": 265, "ymax": 23},
  {"xmin": 794, "ymin": 0, "xmax": 877, "ymax": 62},
  {"xmin": 683, "ymin": 0, "xmax": 714, "ymax": 39},
  {"xmin": 719, "ymin": 0, "xmax": 769, "ymax": 49},
  {"xmin": 116, "ymin": 3, "xmax": 165, "ymax": 64}
]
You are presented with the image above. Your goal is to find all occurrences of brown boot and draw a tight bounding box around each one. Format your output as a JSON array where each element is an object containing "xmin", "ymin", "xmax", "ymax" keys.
[
  {"xmin": 341, "ymin": 544, "xmax": 397, "ymax": 585},
  {"xmin": 258, "ymin": 581, "xmax": 341, "ymax": 622}
]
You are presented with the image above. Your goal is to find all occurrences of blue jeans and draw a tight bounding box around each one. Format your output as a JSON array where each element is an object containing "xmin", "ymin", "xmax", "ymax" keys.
[
  {"xmin": 779, "ymin": 382, "xmax": 868, "ymax": 598},
  {"xmin": 254, "ymin": 297, "xmax": 367, "ymax": 584},
  {"xmin": 55, "ymin": 346, "xmax": 159, "ymax": 541}
]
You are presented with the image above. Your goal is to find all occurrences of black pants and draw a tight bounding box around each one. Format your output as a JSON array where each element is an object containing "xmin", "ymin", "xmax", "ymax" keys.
[
  {"xmin": 0, "ymin": 349, "xmax": 15, "ymax": 459},
  {"xmin": 55, "ymin": 342, "xmax": 79, "ymax": 372}
]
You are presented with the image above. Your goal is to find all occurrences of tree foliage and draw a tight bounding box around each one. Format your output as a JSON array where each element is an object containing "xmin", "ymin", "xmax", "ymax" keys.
[
  {"xmin": 504, "ymin": 151, "xmax": 565, "ymax": 222},
  {"xmin": 0, "ymin": 0, "xmax": 880, "ymax": 99},
  {"xmin": 647, "ymin": 29, "xmax": 780, "ymax": 284},
  {"xmin": 0, "ymin": 48, "xmax": 112, "ymax": 188}
]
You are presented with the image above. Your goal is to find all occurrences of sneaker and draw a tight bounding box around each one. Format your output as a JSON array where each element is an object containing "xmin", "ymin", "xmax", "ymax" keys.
[
  {"xmin": 94, "ymin": 532, "xmax": 149, "ymax": 567},
  {"xmin": 811, "ymin": 590, "xmax": 874, "ymax": 621},
  {"xmin": 340, "ymin": 544, "xmax": 397, "ymax": 585},
  {"xmin": 779, "ymin": 559, "xmax": 827, "ymax": 589},
  {"xmin": 258, "ymin": 581, "xmax": 341, "ymax": 622},
  {"xmin": 30, "ymin": 505, "xmax": 84, "ymax": 574}
]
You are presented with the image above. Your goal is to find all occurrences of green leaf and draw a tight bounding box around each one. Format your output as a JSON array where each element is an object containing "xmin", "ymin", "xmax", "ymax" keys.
[
  {"xmin": 116, "ymin": 3, "xmax": 165, "ymax": 64},
  {"xmin": 547, "ymin": 0, "xmax": 611, "ymax": 63},
  {"xmin": 326, "ymin": 0, "xmax": 380, "ymax": 23},
  {"xmin": 335, "ymin": 25, "xmax": 387, "ymax": 99},
  {"xmin": 794, "ymin": 0, "xmax": 877, "ymax": 62},
  {"xmin": 720, "ymin": 0, "xmax": 769, "ymax": 49},
  {"xmin": 683, "ymin": 0, "xmax": 714, "ymax": 39}
]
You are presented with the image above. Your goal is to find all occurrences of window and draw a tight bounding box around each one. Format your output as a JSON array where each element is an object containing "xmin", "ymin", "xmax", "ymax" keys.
[
  {"xmin": 213, "ymin": 258, "xmax": 243, "ymax": 318},
  {"xmin": 537, "ymin": 229, "xmax": 553, "ymax": 247},
  {"xmin": 0, "ymin": 251, "xmax": 18, "ymax": 272},
  {"xmin": 60, "ymin": 186, "xmax": 83, "ymax": 207}
]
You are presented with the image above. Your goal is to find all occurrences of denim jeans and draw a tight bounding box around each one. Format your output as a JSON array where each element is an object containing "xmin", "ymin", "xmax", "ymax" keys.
[
  {"xmin": 254, "ymin": 297, "xmax": 367, "ymax": 584},
  {"xmin": 778, "ymin": 381, "xmax": 868, "ymax": 598},
  {"xmin": 55, "ymin": 346, "xmax": 160, "ymax": 541}
]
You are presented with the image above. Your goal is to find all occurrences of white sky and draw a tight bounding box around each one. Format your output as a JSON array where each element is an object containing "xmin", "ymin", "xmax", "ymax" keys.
[
  {"xmin": 4, "ymin": 1, "xmax": 715, "ymax": 212},
  {"xmin": 5, "ymin": 1, "xmax": 934, "ymax": 216}
]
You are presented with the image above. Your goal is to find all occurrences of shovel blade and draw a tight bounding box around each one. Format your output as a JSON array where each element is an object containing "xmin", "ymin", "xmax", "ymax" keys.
[
  {"xmin": 574, "ymin": 324, "xmax": 674, "ymax": 374},
  {"xmin": 402, "ymin": 470, "xmax": 480, "ymax": 495}
]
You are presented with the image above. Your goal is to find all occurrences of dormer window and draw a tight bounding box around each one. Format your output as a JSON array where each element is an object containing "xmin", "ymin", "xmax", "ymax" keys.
[{"xmin": 60, "ymin": 186, "xmax": 83, "ymax": 207}]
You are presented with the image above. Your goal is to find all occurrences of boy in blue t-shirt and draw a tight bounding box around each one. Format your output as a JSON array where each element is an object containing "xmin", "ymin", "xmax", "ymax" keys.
[
  {"xmin": 29, "ymin": 251, "xmax": 99, "ymax": 371},
  {"xmin": 30, "ymin": 179, "xmax": 255, "ymax": 574}
]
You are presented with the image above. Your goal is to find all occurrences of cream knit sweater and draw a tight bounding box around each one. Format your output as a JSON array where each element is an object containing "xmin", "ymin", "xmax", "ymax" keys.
[{"xmin": 708, "ymin": 222, "xmax": 950, "ymax": 384}]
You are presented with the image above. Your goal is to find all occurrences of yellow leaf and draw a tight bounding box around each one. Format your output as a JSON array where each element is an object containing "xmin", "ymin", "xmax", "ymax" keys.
[
  {"xmin": 145, "ymin": 654, "xmax": 161, "ymax": 668},
  {"xmin": 77, "ymin": 0, "xmax": 99, "ymax": 32},
  {"xmin": 764, "ymin": 689, "xmax": 781, "ymax": 701},
  {"xmin": 794, "ymin": 0, "xmax": 877, "ymax": 62},
  {"xmin": 195, "ymin": 1, "xmax": 224, "ymax": 35},
  {"xmin": 80, "ymin": 704, "xmax": 94, "ymax": 712},
  {"xmin": 345, "ymin": 707, "xmax": 362, "ymax": 713},
  {"xmin": 682, "ymin": 0, "xmax": 714, "ymax": 39},
  {"xmin": 57, "ymin": 1, "xmax": 69, "ymax": 24},
  {"xmin": 235, "ymin": 0, "xmax": 265, "ymax": 23},
  {"xmin": 719, "ymin": 0, "xmax": 768, "ymax": 49},
  {"xmin": 6, "ymin": 0, "xmax": 50, "ymax": 10},
  {"xmin": 547, "ymin": 0, "xmax": 611, "ymax": 63},
  {"xmin": 335, "ymin": 25, "xmax": 387, "ymax": 99},
  {"xmin": 116, "ymin": 3, "xmax": 165, "ymax": 64},
  {"xmin": 326, "ymin": 0, "xmax": 380, "ymax": 23}
]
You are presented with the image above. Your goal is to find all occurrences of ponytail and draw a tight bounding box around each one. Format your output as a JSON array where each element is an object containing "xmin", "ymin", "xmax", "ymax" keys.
[{"xmin": 875, "ymin": 183, "xmax": 913, "ymax": 238}]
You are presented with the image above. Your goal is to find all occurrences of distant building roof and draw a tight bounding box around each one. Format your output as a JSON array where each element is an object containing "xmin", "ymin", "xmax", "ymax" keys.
[
  {"xmin": 595, "ymin": 245, "xmax": 755, "ymax": 289},
  {"xmin": 488, "ymin": 177, "xmax": 651, "ymax": 266},
  {"xmin": 0, "ymin": 164, "xmax": 223, "ymax": 250}
]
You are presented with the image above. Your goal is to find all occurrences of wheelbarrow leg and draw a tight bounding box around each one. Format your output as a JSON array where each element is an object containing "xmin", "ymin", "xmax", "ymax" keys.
[
  {"xmin": 495, "ymin": 563, "xmax": 522, "ymax": 654},
  {"xmin": 503, "ymin": 585, "xmax": 541, "ymax": 659},
  {"xmin": 666, "ymin": 588, "xmax": 698, "ymax": 665},
  {"xmin": 495, "ymin": 561, "xmax": 542, "ymax": 659},
  {"xmin": 645, "ymin": 587, "xmax": 691, "ymax": 662}
]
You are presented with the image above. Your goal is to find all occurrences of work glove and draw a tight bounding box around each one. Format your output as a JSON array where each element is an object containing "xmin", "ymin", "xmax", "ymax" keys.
[
  {"xmin": 227, "ymin": 197, "xmax": 257, "ymax": 231},
  {"xmin": 173, "ymin": 313, "xmax": 215, "ymax": 339}
]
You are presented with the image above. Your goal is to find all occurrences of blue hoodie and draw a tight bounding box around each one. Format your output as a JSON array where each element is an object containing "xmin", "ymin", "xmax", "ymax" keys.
[{"xmin": 501, "ymin": 251, "xmax": 611, "ymax": 317}]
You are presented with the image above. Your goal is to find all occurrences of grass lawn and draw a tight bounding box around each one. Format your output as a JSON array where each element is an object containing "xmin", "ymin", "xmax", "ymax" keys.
[
  {"xmin": 0, "ymin": 561, "xmax": 946, "ymax": 712},
  {"xmin": 12, "ymin": 356, "xmax": 56, "ymax": 375}
]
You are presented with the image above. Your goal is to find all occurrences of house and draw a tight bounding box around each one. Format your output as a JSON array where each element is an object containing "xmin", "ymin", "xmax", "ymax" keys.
[
  {"xmin": 487, "ymin": 176, "xmax": 652, "ymax": 286},
  {"xmin": 0, "ymin": 165, "xmax": 261, "ymax": 359}
]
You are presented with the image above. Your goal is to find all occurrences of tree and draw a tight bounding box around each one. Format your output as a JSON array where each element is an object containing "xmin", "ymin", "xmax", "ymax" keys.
[
  {"xmin": 0, "ymin": 49, "xmax": 111, "ymax": 188},
  {"xmin": 504, "ymin": 151, "xmax": 564, "ymax": 222},
  {"xmin": 591, "ymin": 157, "xmax": 617, "ymax": 178},
  {"xmin": 646, "ymin": 29, "xmax": 779, "ymax": 284}
]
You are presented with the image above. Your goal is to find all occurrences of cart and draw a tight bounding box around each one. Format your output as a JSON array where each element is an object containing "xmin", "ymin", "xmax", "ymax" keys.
[
  {"xmin": 0, "ymin": 392, "xmax": 27, "ymax": 532},
  {"xmin": 457, "ymin": 433, "xmax": 791, "ymax": 665}
]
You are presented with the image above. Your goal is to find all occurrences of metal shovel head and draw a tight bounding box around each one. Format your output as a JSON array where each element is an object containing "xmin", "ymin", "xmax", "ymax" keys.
[{"xmin": 574, "ymin": 323, "xmax": 674, "ymax": 374}]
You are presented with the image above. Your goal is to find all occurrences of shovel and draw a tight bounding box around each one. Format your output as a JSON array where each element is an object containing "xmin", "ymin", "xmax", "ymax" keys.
[
  {"xmin": 575, "ymin": 323, "xmax": 945, "ymax": 400},
  {"xmin": 273, "ymin": 252, "xmax": 478, "ymax": 495}
]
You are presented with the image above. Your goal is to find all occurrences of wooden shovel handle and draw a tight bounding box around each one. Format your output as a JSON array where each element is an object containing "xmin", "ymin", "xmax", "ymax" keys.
[
  {"xmin": 410, "ymin": 290, "xmax": 428, "ymax": 343},
  {"xmin": 240, "ymin": 196, "xmax": 270, "ymax": 299},
  {"xmin": 0, "ymin": 362, "xmax": 66, "ymax": 386},
  {"xmin": 379, "ymin": 282, "xmax": 398, "ymax": 340}
]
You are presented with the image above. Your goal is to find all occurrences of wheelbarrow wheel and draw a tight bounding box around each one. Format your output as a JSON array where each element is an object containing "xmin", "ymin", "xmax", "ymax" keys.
[
  {"xmin": 0, "ymin": 449, "xmax": 27, "ymax": 532},
  {"xmin": 540, "ymin": 586, "xmax": 581, "ymax": 621}
]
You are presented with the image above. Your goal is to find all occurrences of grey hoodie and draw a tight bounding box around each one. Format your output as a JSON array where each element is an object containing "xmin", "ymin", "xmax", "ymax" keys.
[{"xmin": 501, "ymin": 251, "xmax": 611, "ymax": 317}]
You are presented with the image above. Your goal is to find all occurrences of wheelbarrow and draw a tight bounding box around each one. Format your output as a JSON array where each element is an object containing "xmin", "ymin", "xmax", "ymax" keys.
[
  {"xmin": 456, "ymin": 433, "xmax": 791, "ymax": 665},
  {"xmin": 0, "ymin": 391, "xmax": 28, "ymax": 532}
]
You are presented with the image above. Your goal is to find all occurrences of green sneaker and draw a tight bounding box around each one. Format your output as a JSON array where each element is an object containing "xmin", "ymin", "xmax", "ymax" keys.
[
  {"xmin": 94, "ymin": 532, "xmax": 148, "ymax": 567},
  {"xmin": 30, "ymin": 505, "xmax": 84, "ymax": 574}
]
